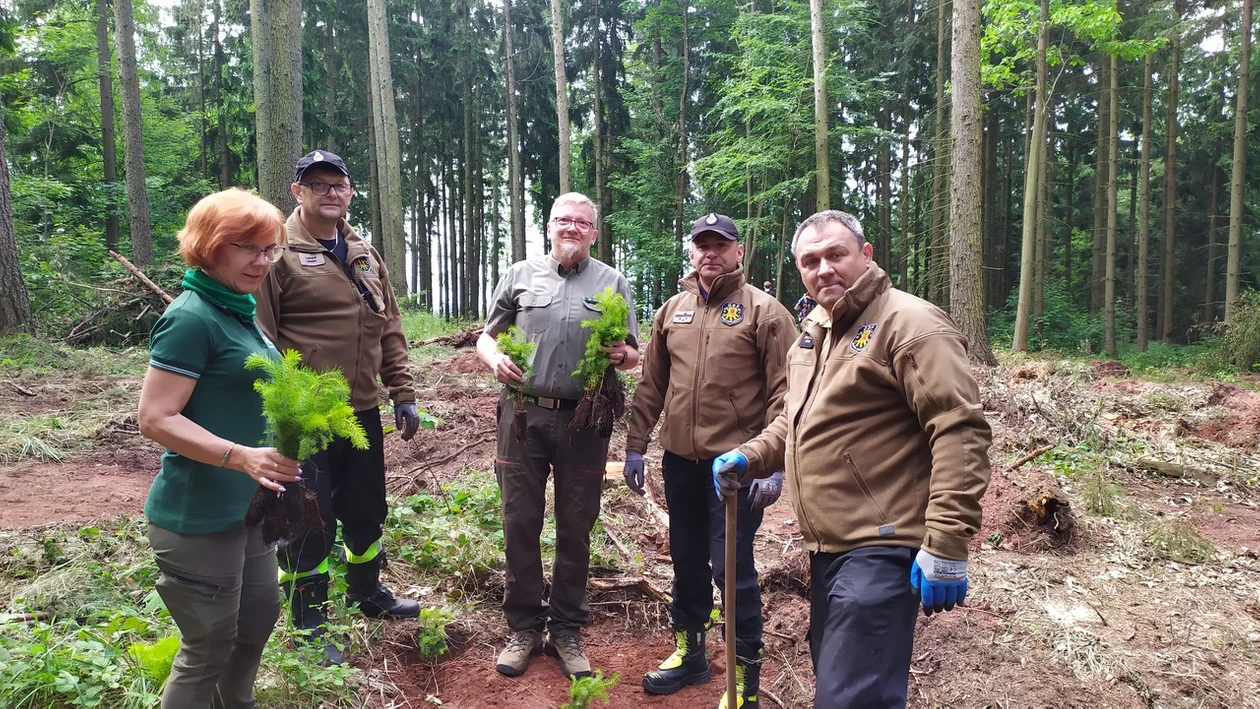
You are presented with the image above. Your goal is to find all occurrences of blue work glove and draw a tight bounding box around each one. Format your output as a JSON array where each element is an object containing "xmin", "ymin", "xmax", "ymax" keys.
[
  {"xmin": 624, "ymin": 451, "xmax": 645, "ymax": 496},
  {"xmin": 711, "ymin": 451, "xmax": 747, "ymax": 501},
  {"xmin": 909, "ymin": 549, "xmax": 968, "ymax": 616},
  {"xmin": 395, "ymin": 402, "xmax": 420, "ymax": 441},
  {"xmin": 747, "ymin": 470, "xmax": 783, "ymax": 511}
]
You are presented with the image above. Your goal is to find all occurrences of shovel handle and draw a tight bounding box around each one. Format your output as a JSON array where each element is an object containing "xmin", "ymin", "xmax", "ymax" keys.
[{"xmin": 725, "ymin": 492, "xmax": 737, "ymax": 705}]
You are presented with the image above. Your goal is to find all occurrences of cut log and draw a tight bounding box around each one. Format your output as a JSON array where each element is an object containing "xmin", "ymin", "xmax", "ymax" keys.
[{"xmin": 588, "ymin": 577, "xmax": 671, "ymax": 603}]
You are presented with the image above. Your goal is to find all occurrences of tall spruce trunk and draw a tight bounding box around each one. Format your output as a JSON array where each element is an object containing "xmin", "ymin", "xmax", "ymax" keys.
[
  {"xmin": 1104, "ymin": 53, "xmax": 1120, "ymax": 357},
  {"xmin": 674, "ymin": 0, "xmax": 689, "ymax": 268},
  {"xmin": 878, "ymin": 109, "xmax": 892, "ymax": 268},
  {"xmin": 929, "ymin": 0, "xmax": 950, "ymax": 306},
  {"xmin": 0, "ymin": 93, "xmax": 32, "ymax": 334},
  {"xmin": 1034, "ymin": 100, "xmax": 1052, "ymax": 321},
  {"xmin": 504, "ymin": 0, "xmax": 525, "ymax": 262},
  {"xmin": 1137, "ymin": 54, "xmax": 1153, "ymax": 351},
  {"xmin": 195, "ymin": 0, "xmax": 206, "ymax": 177},
  {"xmin": 592, "ymin": 1, "xmax": 612, "ymax": 266},
  {"xmin": 983, "ymin": 93, "xmax": 997, "ymax": 307},
  {"xmin": 948, "ymin": 0, "xmax": 993, "ymax": 364},
  {"xmin": 1012, "ymin": 0, "xmax": 1047, "ymax": 352},
  {"xmin": 1162, "ymin": 15, "xmax": 1180, "ymax": 342},
  {"xmin": 251, "ymin": 0, "xmax": 302, "ymax": 213},
  {"xmin": 1204, "ymin": 166, "xmax": 1221, "ymax": 323},
  {"xmin": 461, "ymin": 10, "xmax": 478, "ymax": 316},
  {"xmin": 550, "ymin": 0, "xmax": 570, "ymax": 192},
  {"xmin": 95, "ymin": 0, "xmax": 119, "ymax": 250},
  {"xmin": 810, "ymin": 0, "xmax": 829, "ymax": 210},
  {"xmin": 324, "ymin": 19, "xmax": 337, "ymax": 151},
  {"xmin": 367, "ymin": 0, "xmax": 406, "ymax": 295},
  {"xmin": 1090, "ymin": 56, "xmax": 1109, "ymax": 313},
  {"xmin": 1225, "ymin": 0, "xmax": 1252, "ymax": 323},
  {"xmin": 114, "ymin": 0, "xmax": 153, "ymax": 265},
  {"xmin": 213, "ymin": 0, "xmax": 229, "ymax": 186}
]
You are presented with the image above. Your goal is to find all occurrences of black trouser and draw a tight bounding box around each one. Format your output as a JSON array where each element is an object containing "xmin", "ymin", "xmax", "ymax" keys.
[
  {"xmin": 495, "ymin": 394, "xmax": 609, "ymax": 634},
  {"xmin": 809, "ymin": 546, "xmax": 919, "ymax": 709},
  {"xmin": 661, "ymin": 451, "xmax": 764, "ymax": 660},
  {"xmin": 278, "ymin": 408, "xmax": 387, "ymax": 576}
]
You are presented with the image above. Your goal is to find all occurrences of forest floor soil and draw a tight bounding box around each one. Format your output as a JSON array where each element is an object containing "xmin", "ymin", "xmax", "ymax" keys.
[{"xmin": 2, "ymin": 350, "xmax": 1259, "ymax": 707}]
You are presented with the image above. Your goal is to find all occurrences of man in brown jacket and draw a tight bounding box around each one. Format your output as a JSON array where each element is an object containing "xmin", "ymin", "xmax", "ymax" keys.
[
  {"xmin": 713, "ymin": 210, "xmax": 992, "ymax": 708},
  {"xmin": 626, "ymin": 213, "xmax": 795, "ymax": 709},
  {"xmin": 256, "ymin": 150, "xmax": 421, "ymax": 664}
]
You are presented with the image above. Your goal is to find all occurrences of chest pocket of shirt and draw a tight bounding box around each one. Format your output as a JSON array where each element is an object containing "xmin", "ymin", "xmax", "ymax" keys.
[{"xmin": 518, "ymin": 293, "xmax": 553, "ymax": 335}]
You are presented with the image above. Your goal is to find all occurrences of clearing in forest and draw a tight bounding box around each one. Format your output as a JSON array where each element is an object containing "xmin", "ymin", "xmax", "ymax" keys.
[{"xmin": 1, "ymin": 338, "xmax": 1258, "ymax": 708}]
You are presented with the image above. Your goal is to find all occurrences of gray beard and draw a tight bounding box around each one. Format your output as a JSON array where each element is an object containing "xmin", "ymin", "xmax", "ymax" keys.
[{"xmin": 555, "ymin": 242, "xmax": 585, "ymax": 264}]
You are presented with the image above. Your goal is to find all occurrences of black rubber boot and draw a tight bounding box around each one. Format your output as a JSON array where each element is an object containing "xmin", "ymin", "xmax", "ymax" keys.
[
  {"xmin": 643, "ymin": 629, "xmax": 710, "ymax": 695},
  {"xmin": 345, "ymin": 556, "xmax": 420, "ymax": 619},
  {"xmin": 283, "ymin": 574, "xmax": 344, "ymax": 666},
  {"xmin": 717, "ymin": 655, "xmax": 761, "ymax": 709}
]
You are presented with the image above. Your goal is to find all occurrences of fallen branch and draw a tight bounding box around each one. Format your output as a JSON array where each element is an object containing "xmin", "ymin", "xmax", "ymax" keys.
[
  {"xmin": 409, "ymin": 327, "xmax": 483, "ymax": 348},
  {"xmin": 8, "ymin": 381, "xmax": 36, "ymax": 397},
  {"xmin": 1008, "ymin": 444, "xmax": 1054, "ymax": 472},
  {"xmin": 1132, "ymin": 457, "xmax": 1216, "ymax": 486},
  {"xmin": 0, "ymin": 612, "xmax": 49, "ymax": 624},
  {"xmin": 601, "ymin": 518, "xmax": 637, "ymax": 561},
  {"xmin": 394, "ymin": 431, "xmax": 494, "ymax": 476},
  {"xmin": 642, "ymin": 480, "xmax": 671, "ymax": 528},
  {"xmin": 588, "ymin": 576, "xmax": 671, "ymax": 603},
  {"xmin": 109, "ymin": 250, "xmax": 173, "ymax": 304}
]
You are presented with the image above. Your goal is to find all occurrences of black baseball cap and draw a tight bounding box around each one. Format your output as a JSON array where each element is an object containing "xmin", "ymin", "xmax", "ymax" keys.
[
  {"xmin": 690, "ymin": 212, "xmax": 739, "ymax": 241},
  {"xmin": 294, "ymin": 150, "xmax": 350, "ymax": 181}
]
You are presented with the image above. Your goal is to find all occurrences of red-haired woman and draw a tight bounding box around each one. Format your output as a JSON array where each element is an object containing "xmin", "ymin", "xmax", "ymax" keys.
[{"xmin": 137, "ymin": 189, "xmax": 301, "ymax": 708}]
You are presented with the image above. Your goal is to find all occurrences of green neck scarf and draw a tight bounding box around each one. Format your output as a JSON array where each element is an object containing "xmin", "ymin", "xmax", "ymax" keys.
[{"xmin": 182, "ymin": 268, "xmax": 257, "ymax": 319}]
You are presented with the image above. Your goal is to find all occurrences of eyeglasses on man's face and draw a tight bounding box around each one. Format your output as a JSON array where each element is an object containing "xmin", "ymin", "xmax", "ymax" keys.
[
  {"xmin": 551, "ymin": 217, "xmax": 594, "ymax": 232},
  {"xmin": 300, "ymin": 181, "xmax": 354, "ymax": 196},
  {"xmin": 230, "ymin": 243, "xmax": 286, "ymax": 263}
]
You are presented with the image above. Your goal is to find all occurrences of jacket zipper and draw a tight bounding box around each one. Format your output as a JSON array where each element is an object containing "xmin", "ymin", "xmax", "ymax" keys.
[
  {"xmin": 690, "ymin": 293, "xmax": 709, "ymax": 459},
  {"xmin": 791, "ymin": 329, "xmax": 828, "ymax": 550},
  {"xmin": 843, "ymin": 452, "xmax": 889, "ymax": 523}
]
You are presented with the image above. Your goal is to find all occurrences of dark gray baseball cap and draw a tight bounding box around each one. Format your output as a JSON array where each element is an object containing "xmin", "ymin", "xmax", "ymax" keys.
[
  {"xmin": 294, "ymin": 150, "xmax": 350, "ymax": 181},
  {"xmin": 690, "ymin": 213, "xmax": 739, "ymax": 241}
]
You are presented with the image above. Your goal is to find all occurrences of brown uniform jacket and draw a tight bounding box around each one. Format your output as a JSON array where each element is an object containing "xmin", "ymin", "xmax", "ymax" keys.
[
  {"xmin": 255, "ymin": 209, "xmax": 415, "ymax": 412},
  {"xmin": 739, "ymin": 264, "xmax": 991, "ymax": 561},
  {"xmin": 627, "ymin": 268, "xmax": 795, "ymax": 461}
]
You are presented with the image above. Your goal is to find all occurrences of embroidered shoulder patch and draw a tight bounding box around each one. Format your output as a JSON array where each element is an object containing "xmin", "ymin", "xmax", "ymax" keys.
[
  {"xmin": 354, "ymin": 256, "xmax": 373, "ymax": 275},
  {"xmin": 719, "ymin": 302, "xmax": 744, "ymax": 326},
  {"xmin": 850, "ymin": 323, "xmax": 877, "ymax": 353},
  {"xmin": 799, "ymin": 332, "xmax": 815, "ymax": 349}
]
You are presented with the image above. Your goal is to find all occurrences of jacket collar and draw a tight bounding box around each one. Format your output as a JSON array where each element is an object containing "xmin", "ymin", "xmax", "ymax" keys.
[
  {"xmin": 820, "ymin": 263, "xmax": 890, "ymax": 332},
  {"xmin": 680, "ymin": 266, "xmax": 746, "ymax": 302},
  {"xmin": 286, "ymin": 208, "xmax": 370, "ymax": 264}
]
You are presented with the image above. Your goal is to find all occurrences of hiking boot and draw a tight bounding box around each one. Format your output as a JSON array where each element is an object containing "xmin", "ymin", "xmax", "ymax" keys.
[
  {"xmin": 544, "ymin": 629, "xmax": 592, "ymax": 679},
  {"xmin": 345, "ymin": 557, "xmax": 420, "ymax": 619},
  {"xmin": 716, "ymin": 655, "xmax": 760, "ymax": 709},
  {"xmin": 495, "ymin": 630, "xmax": 543, "ymax": 677},
  {"xmin": 643, "ymin": 629, "xmax": 710, "ymax": 694},
  {"xmin": 283, "ymin": 574, "xmax": 344, "ymax": 666}
]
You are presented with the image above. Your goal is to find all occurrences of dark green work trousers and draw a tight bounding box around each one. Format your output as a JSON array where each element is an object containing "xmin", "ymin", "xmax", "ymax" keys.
[
  {"xmin": 148, "ymin": 523, "xmax": 280, "ymax": 709},
  {"xmin": 495, "ymin": 393, "xmax": 610, "ymax": 634}
]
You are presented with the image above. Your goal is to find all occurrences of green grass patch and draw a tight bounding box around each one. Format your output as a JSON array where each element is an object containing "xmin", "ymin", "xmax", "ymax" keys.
[
  {"xmin": 1145, "ymin": 521, "xmax": 1218, "ymax": 565},
  {"xmin": 0, "ymin": 518, "xmax": 366, "ymax": 708},
  {"xmin": 0, "ymin": 334, "xmax": 148, "ymax": 378},
  {"xmin": 399, "ymin": 310, "xmax": 474, "ymax": 343}
]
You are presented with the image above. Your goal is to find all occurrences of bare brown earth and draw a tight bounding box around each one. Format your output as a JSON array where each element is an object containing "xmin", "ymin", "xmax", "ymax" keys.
[{"xmin": 3, "ymin": 352, "xmax": 1260, "ymax": 707}]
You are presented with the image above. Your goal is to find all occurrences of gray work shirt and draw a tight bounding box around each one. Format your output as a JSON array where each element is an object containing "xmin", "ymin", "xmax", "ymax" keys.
[{"xmin": 485, "ymin": 255, "xmax": 639, "ymax": 401}]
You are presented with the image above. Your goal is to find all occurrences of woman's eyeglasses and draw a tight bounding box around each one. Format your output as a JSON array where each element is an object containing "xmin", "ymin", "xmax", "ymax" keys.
[{"xmin": 230, "ymin": 243, "xmax": 286, "ymax": 263}]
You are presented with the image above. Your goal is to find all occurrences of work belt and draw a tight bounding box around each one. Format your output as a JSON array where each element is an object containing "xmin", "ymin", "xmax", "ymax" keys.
[{"xmin": 522, "ymin": 394, "xmax": 579, "ymax": 410}]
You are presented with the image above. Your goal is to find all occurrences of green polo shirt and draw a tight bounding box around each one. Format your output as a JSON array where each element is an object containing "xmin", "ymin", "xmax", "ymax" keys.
[{"xmin": 144, "ymin": 291, "xmax": 280, "ymax": 535}]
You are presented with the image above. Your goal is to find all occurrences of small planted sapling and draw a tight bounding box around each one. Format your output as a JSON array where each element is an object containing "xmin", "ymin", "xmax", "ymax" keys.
[
  {"xmin": 572, "ymin": 287, "xmax": 630, "ymax": 434},
  {"xmin": 243, "ymin": 349, "xmax": 369, "ymax": 544},
  {"xmin": 495, "ymin": 326, "xmax": 536, "ymax": 440}
]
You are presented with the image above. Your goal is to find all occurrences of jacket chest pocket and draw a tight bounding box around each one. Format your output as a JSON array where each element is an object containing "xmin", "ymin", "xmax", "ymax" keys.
[{"xmin": 517, "ymin": 293, "xmax": 553, "ymax": 334}]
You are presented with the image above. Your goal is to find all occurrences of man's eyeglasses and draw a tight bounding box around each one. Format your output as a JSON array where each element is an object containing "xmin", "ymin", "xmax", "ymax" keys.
[
  {"xmin": 300, "ymin": 181, "xmax": 354, "ymax": 196},
  {"xmin": 230, "ymin": 243, "xmax": 286, "ymax": 263},
  {"xmin": 551, "ymin": 217, "xmax": 594, "ymax": 232}
]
